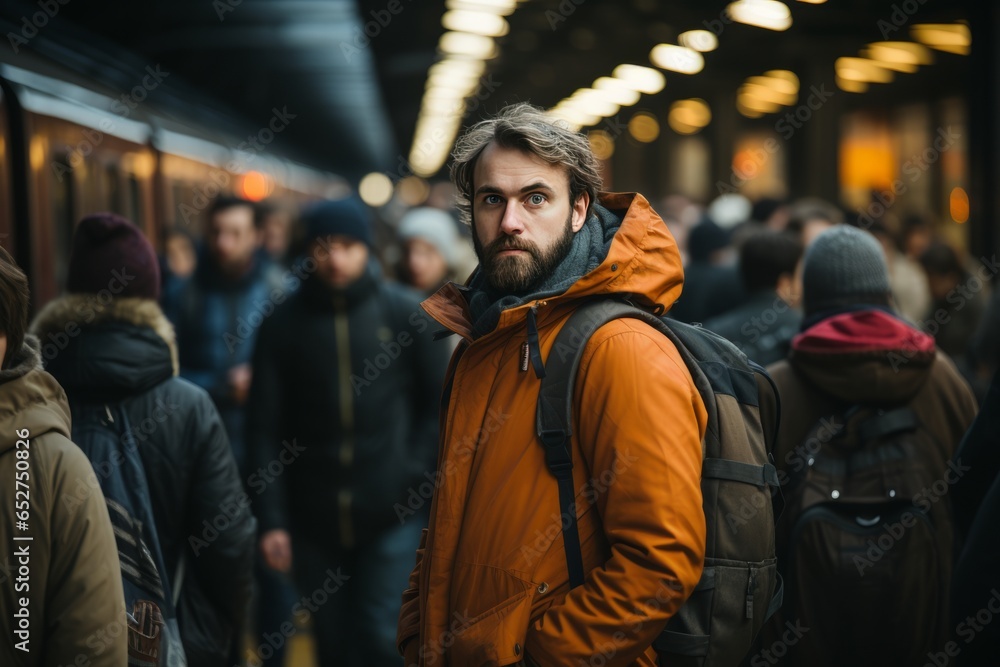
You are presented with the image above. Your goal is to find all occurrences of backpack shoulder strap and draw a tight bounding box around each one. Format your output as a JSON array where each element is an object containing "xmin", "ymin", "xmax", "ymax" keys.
[
  {"xmin": 536, "ymin": 299, "xmax": 677, "ymax": 589},
  {"xmin": 104, "ymin": 401, "xmax": 180, "ymax": 614}
]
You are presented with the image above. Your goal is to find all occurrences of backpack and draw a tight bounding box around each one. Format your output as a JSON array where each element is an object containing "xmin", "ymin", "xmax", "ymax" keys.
[
  {"xmin": 536, "ymin": 298, "xmax": 783, "ymax": 667},
  {"xmin": 72, "ymin": 402, "xmax": 187, "ymax": 667},
  {"xmin": 775, "ymin": 401, "xmax": 952, "ymax": 667}
]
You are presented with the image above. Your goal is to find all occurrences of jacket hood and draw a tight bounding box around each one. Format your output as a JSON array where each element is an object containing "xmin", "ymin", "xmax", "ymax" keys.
[
  {"xmin": 0, "ymin": 336, "xmax": 71, "ymax": 454},
  {"xmin": 789, "ymin": 308, "xmax": 937, "ymax": 405},
  {"xmin": 423, "ymin": 192, "xmax": 684, "ymax": 339},
  {"xmin": 29, "ymin": 295, "xmax": 178, "ymax": 401}
]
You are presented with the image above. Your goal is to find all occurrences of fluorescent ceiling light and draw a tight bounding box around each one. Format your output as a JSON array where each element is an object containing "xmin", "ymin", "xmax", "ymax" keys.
[
  {"xmin": 649, "ymin": 44, "xmax": 705, "ymax": 74},
  {"xmin": 611, "ymin": 64, "xmax": 666, "ymax": 94},
  {"xmin": 442, "ymin": 10, "xmax": 509, "ymax": 37},
  {"xmin": 835, "ymin": 57, "xmax": 894, "ymax": 83},
  {"xmin": 727, "ymin": 0, "xmax": 792, "ymax": 31},
  {"xmin": 439, "ymin": 31, "xmax": 497, "ymax": 59},
  {"xmin": 678, "ymin": 30, "xmax": 718, "ymax": 52}
]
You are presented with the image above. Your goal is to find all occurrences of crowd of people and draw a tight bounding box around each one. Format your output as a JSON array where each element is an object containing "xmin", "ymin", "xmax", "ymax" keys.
[{"xmin": 0, "ymin": 102, "xmax": 997, "ymax": 667}]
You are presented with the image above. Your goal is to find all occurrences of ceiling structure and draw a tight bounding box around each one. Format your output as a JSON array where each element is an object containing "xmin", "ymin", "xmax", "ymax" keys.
[{"xmin": 0, "ymin": 0, "xmax": 974, "ymax": 182}]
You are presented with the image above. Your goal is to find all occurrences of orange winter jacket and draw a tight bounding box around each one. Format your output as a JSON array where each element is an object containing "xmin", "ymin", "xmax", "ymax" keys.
[{"xmin": 397, "ymin": 192, "xmax": 708, "ymax": 666}]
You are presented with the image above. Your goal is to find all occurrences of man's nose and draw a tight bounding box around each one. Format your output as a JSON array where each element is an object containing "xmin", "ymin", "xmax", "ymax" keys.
[{"xmin": 499, "ymin": 202, "xmax": 524, "ymax": 235}]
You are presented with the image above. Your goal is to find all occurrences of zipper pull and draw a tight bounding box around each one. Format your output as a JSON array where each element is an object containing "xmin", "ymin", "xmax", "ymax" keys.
[{"xmin": 745, "ymin": 563, "xmax": 755, "ymax": 619}]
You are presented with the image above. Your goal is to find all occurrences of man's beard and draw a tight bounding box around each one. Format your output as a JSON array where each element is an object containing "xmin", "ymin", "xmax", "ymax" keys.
[{"xmin": 473, "ymin": 211, "xmax": 577, "ymax": 294}]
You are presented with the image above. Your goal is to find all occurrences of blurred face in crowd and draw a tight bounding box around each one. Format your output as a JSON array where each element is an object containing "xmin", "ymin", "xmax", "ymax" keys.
[
  {"xmin": 905, "ymin": 227, "xmax": 932, "ymax": 260},
  {"xmin": 208, "ymin": 204, "xmax": 259, "ymax": 276},
  {"xmin": 166, "ymin": 233, "xmax": 197, "ymax": 279},
  {"xmin": 313, "ymin": 235, "xmax": 369, "ymax": 289},
  {"xmin": 471, "ymin": 143, "xmax": 588, "ymax": 293},
  {"xmin": 926, "ymin": 270, "xmax": 960, "ymax": 301},
  {"xmin": 802, "ymin": 217, "xmax": 835, "ymax": 247},
  {"xmin": 404, "ymin": 239, "xmax": 449, "ymax": 292},
  {"xmin": 262, "ymin": 211, "xmax": 292, "ymax": 259}
]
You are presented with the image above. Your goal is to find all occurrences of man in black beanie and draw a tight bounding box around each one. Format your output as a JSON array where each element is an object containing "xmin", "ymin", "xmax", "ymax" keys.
[
  {"xmin": 760, "ymin": 224, "xmax": 977, "ymax": 666},
  {"xmin": 246, "ymin": 197, "xmax": 449, "ymax": 667}
]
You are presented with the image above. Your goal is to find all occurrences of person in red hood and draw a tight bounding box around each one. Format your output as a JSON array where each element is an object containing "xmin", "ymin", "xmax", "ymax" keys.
[
  {"xmin": 764, "ymin": 224, "xmax": 978, "ymax": 665},
  {"xmin": 396, "ymin": 103, "xmax": 707, "ymax": 666}
]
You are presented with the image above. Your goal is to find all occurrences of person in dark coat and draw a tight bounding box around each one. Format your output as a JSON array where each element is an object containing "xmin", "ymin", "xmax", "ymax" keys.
[
  {"xmin": 763, "ymin": 224, "xmax": 977, "ymax": 666},
  {"xmin": 667, "ymin": 215, "xmax": 745, "ymax": 324},
  {"xmin": 951, "ymin": 369, "xmax": 1000, "ymax": 666},
  {"xmin": 247, "ymin": 197, "xmax": 449, "ymax": 667},
  {"xmin": 704, "ymin": 229, "xmax": 802, "ymax": 367},
  {"xmin": 30, "ymin": 214, "xmax": 256, "ymax": 667},
  {"xmin": 161, "ymin": 197, "xmax": 295, "ymax": 666},
  {"xmin": 918, "ymin": 241, "xmax": 987, "ymax": 366},
  {"xmin": 161, "ymin": 196, "xmax": 286, "ymax": 474}
]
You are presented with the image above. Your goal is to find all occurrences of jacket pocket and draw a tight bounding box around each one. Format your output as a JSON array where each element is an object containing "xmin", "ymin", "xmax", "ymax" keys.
[{"xmin": 448, "ymin": 584, "xmax": 536, "ymax": 667}]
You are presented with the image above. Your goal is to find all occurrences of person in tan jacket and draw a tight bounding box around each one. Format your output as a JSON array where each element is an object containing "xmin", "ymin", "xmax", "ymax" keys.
[
  {"xmin": 397, "ymin": 103, "xmax": 708, "ymax": 666},
  {"xmin": 0, "ymin": 246, "xmax": 126, "ymax": 666}
]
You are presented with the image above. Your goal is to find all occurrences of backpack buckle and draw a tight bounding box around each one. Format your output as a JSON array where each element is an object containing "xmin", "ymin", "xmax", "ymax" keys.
[{"xmin": 538, "ymin": 429, "xmax": 573, "ymax": 474}]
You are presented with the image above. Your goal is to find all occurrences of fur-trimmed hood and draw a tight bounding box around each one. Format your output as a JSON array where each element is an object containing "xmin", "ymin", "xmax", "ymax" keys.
[{"xmin": 29, "ymin": 295, "xmax": 179, "ymax": 401}]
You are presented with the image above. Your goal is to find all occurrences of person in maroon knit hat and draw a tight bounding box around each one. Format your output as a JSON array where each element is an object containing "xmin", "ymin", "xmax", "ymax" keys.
[
  {"xmin": 30, "ymin": 213, "xmax": 256, "ymax": 667},
  {"xmin": 65, "ymin": 212, "xmax": 162, "ymax": 301}
]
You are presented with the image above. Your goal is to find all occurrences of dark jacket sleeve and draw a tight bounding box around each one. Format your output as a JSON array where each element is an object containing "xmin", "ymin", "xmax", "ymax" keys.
[
  {"xmin": 407, "ymin": 301, "xmax": 450, "ymax": 474},
  {"xmin": 245, "ymin": 310, "xmax": 289, "ymax": 533},
  {"xmin": 184, "ymin": 390, "xmax": 256, "ymax": 623},
  {"xmin": 951, "ymin": 368, "xmax": 1000, "ymax": 543}
]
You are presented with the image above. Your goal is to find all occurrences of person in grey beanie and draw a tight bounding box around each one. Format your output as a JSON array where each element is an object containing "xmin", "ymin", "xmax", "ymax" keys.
[
  {"xmin": 759, "ymin": 223, "xmax": 977, "ymax": 666},
  {"xmin": 799, "ymin": 223, "xmax": 894, "ymax": 325},
  {"xmin": 396, "ymin": 207, "xmax": 461, "ymax": 293}
]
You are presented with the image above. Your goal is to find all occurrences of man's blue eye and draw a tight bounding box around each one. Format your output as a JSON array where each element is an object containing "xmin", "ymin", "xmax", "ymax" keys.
[
  {"xmin": 485, "ymin": 195, "xmax": 501, "ymax": 204},
  {"xmin": 529, "ymin": 194, "xmax": 545, "ymax": 205}
]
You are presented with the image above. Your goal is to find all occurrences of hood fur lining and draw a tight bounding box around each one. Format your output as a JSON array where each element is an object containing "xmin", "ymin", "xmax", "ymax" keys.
[{"xmin": 29, "ymin": 295, "xmax": 179, "ymax": 376}]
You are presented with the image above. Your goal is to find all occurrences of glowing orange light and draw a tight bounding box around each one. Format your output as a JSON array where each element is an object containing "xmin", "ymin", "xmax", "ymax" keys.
[
  {"xmin": 241, "ymin": 171, "xmax": 272, "ymax": 201},
  {"xmin": 950, "ymin": 187, "xmax": 969, "ymax": 224},
  {"xmin": 839, "ymin": 141, "xmax": 896, "ymax": 193}
]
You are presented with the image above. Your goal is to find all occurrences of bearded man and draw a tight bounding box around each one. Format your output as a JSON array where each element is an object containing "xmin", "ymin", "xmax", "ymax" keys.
[{"xmin": 397, "ymin": 103, "xmax": 708, "ymax": 667}]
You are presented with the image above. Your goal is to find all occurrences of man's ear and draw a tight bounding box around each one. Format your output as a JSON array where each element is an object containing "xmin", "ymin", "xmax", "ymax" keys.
[{"xmin": 571, "ymin": 192, "xmax": 590, "ymax": 232}]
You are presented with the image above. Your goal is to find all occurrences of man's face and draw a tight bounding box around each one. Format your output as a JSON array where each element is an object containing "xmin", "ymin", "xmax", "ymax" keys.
[
  {"xmin": 312, "ymin": 235, "xmax": 369, "ymax": 289},
  {"xmin": 471, "ymin": 143, "xmax": 589, "ymax": 294},
  {"xmin": 208, "ymin": 205, "xmax": 259, "ymax": 275}
]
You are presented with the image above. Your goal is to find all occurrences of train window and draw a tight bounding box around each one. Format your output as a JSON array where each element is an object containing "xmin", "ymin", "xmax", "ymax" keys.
[
  {"xmin": 51, "ymin": 153, "xmax": 76, "ymax": 292},
  {"xmin": 127, "ymin": 174, "xmax": 143, "ymax": 227},
  {"xmin": 105, "ymin": 162, "xmax": 122, "ymax": 216}
]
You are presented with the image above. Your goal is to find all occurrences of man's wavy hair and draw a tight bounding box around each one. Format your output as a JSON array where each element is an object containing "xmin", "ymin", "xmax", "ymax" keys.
[{"xmin": 450, "ymin": 103, "xmax": 603, "ymax": 227}]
